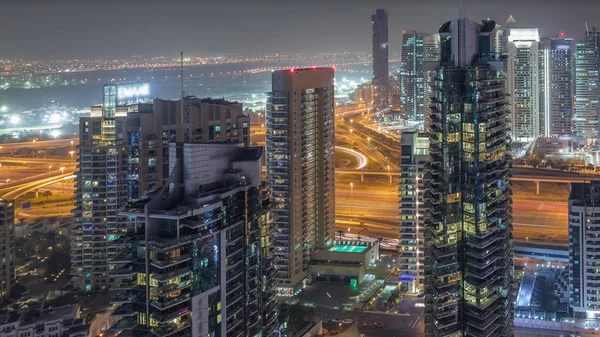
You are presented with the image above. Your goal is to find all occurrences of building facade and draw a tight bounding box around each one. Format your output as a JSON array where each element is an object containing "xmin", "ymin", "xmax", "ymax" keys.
[
  {"xmin": 0, "ymin": 199, "xmax": 14, "ymax": 301},
  {"xmin": 569, "ymin": 181, "xmax": 600, "ymax": 318},
  {"xmin": 108, "ymin": 143, "xmax": 278, "ymax": 337},
  {"xmin": 400, "ymin": 32, "xmax": 426, "ymax": 122},
  {"xmin": 424, "ymin": 17, "xmax": 514, "ymax": 337},
  {"xmin": 575, "ymin": 28, "xmax": 600, "ymax": 143},
  {"xmin": 398, "ymin": 131, "xmax": 428, "ymax": 291},
  {"xmin": 266, "ymin": 68, "xmax": 335, "ymax": 295},
  {"xmin": 72, "ymin": 83, "xmax": 250, "ymax": 291},
  {"xmin": 371, "ymin": 8, "xmax": 389, "ymax": 113},
  {"xmin": 508, "ymin": 28, "xmax": 541, "ymax": 141},
  {"xmin": 541, "ymin": 35, "xmax": 575, "ymax": 138}
]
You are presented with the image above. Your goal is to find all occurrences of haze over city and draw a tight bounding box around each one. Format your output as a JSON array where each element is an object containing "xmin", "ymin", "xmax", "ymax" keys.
[{"xmin": 1, "ymin": 0, "xmax": 599, "ymax": 58}]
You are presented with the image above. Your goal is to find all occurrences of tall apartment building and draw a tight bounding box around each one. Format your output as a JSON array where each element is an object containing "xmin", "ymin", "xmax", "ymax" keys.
[
  {"xmin": 400, "ymin": 31, "xmax": 426, "ymax": 122},
  {"xmin": 569, "ymin": 181, "xmax": 600, "ymax": 318},
  {"xmin": 424, "ymin": 18, "xmax": 514, "ymax": 337},
  {"xmin": 354, "ymin": 83, "xmax": 374, "ymax": 105},
  {"xmin": 371, "ymin": 8, "xmax": 389, "ymax": 113},
  {"xmin": 575, "ymin": 28, "xmax": 600, "ymax": 142},
  {"xmin": 0, "ymin": 199, "xmax": 14, "ymax": 300},
  {"xmin": 398, "ymin": 131, "xmax": 428, "ymax": 292},
  {"xmin": 540, "ymin": 35, "xmax": 575, "ymax": 138},
  {"xmin": 508, "ymin": 28, "xmax": 541, "ymax": 141},
  {"xmin": 266, "ymin": 68, "xmax": 335, "ymax": 295},
  {"xmin": 422, "ymin": 33, "xmax": 441, "ymax": 133},
  {"xmin": 72, "ymin": 83, "xmax": 250, "ymax": 291},
  {"xmin": 494, "ymin": 15, "xmax": 516, "ymax": 57},
  {"xmin": 108, "ymin": 143, "xmax": 278, "ymax": 337}
]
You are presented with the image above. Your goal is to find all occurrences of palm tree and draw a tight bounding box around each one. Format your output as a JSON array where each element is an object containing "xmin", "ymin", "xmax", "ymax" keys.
[{"xmin": 41, "ymin": 190, "xmax": 52, "ymax": 201}]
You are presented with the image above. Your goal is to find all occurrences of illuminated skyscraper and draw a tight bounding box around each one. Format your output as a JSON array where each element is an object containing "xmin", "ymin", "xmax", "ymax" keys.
[
  {"xmin": 494, "ymin": 15, "xmax": 516, "ymax": 57},
  {"xmin": 266, "ymin": 68, "xmax": 335, "ymax": 295},
  {"xmin": 372, "ymin": 8, "xmax": 389, "ymax": 113},
  {"xmin": 399, "ymin": 131, "xmax": 428, "ymax": 291},
  {"xmin": 508, "ymin": 28, "xmax": 540, "ymax": 141},
  {"xmin": 424, "ymin": 17, "xmax": 514, "ymax": 337},
  {"xmin": 575, "ymin": 27, "xmax": 600, "ymax": 142},
  {"xmin": 569, "ymin": 181, "xmax": 600, "ymax": 318},
  {"xmin": 108, "ymin": 143, "xmax": 278, "ymax": 337},
  {"xmin": 540, "ymin": 35, "xmax": 575, "ymax": 138},
  {"xmin": 72, "ymin": 84, "xmax": 250, "ymax": 291},
  {"xmin": 400, "ymin": 31, "xmax": 426, "ymax": 122}
]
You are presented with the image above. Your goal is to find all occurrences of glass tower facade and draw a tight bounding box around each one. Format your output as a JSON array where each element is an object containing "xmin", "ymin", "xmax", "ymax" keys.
[
  {"xmin": 400, "ymin": 32, "xmax": 426, "ymax": 122},
  {"xmin": 424, "ymin": 18, "xmax": 514, "ymax": 337},
  {"xmin": 575, "ymin": 28, "xmax": 600, "ymax": 143},
  {"xmin": 372, "ymin": 8, "xmax": 389, "ymax": 113}
]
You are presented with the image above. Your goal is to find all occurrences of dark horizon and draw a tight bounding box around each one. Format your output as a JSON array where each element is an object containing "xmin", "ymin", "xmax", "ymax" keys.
[{"xmin": 2, "ymin": 0, "xmax": 600, "ymax": 59}]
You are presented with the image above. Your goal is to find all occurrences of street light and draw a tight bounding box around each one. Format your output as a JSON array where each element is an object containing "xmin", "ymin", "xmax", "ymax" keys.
[
  {"xmin": 48, "ymin": 165, "xmax": 52, "ymax": 178},
  {"xmin": 60, "ymin": 167, "xmax": 65, "ymax": 175},
  {"xmin": 367, "ymin": 137, "xmax": 371, "ymax": 142},
  {"xmin": 69, "ymin": 151, "xmax": 75, "ymax": 162},
  {"xmin": 350, "ymin": 182, "xmax": 354, "ymax": 215},
  {"xmin": 70, "ymin": 140, "xmax": 74, "ymax": 151}
]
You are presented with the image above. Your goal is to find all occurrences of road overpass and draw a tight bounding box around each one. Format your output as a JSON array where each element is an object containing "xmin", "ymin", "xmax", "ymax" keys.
[
  {"xmin": 2, "ymin": 173, "xmax": 76, "ymax": 200},
  {"xmin": 336, "ymin": 168, "xmax": 600, "ymax": 193}
]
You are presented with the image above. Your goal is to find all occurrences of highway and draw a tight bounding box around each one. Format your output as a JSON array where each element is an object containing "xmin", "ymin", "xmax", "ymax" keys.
[
  {"xmin": 0, "ymin": 138, "xmax": 77, "ymax": 152},
  {"xmin": 2, "ymin": 173, "xmax": 76, "ymax": 200}
]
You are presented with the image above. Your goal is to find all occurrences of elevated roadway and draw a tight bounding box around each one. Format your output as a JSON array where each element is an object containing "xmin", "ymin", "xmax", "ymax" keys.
[{"xmin": 2, "ymin": 173, "xmax": 76, "ymax": 200}]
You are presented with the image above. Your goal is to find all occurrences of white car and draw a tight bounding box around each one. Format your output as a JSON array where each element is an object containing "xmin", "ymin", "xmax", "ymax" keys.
[
  {"xmin": 331, "ymin": 318, "xmax": 342, "ymax": 323},
  {"xmin": 342, "ymin": 319, "xmax": 353, "ymax": 324}
]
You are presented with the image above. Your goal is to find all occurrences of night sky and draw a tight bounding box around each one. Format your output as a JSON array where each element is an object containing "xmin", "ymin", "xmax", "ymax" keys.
[{"xmin": 2, "ymin": 0, "xmax": 599, "ymax": 59}]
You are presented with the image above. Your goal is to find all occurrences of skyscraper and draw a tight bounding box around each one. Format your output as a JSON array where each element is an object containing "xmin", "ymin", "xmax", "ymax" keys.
[
  {"xmin": 494, "ymin": 15, "xmax": 516, "ymax": 57},
  {"xmin": 72, "ymin": 84, "xmax": 250, "ymax": 291},
  {"xmin": 266, "ymin": 68, "xmax": 335, "ymax": 295},
  {"xmin": 0, "ymin": 199, "xmax": 14, "ymax": 300},
  {"xmin": 508, "ymin": 28, "xmax": 541, "ymax": 141},
  {"xmin": 575, "ymin": 27, "xmax": 600, "ymax": 142},
  {"xmin": 108, "ymin": 143, "xmax": 278, "ymax": 337},
  {"xmin": 400, "ymin": 31, "xmax": 426, "ymax": 122},
  {"xmin": 372, "ymin": 8, "xmax": 389, "ymax": 113},
  {"xmin": 569, "ymin": 181, "xmax": 600, "ymax": 318},
  {"xmin": 398, "ymin": 131, "xmax": 429, "ymax": 292},
  {"xmin": 541, "ymin": 35, "xmax": 575, "ymax": 138},
  {"xmin": 424, "ymin": 18, "xmax": 514, "ymax": 337}
]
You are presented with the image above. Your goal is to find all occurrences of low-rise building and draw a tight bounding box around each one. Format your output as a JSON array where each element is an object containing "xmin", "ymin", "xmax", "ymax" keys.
[{"xmin": 0, "ymin": 305, "xmax": 88, "ymax": 337}]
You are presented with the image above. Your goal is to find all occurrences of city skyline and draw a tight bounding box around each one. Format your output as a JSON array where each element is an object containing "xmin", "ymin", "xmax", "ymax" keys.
[{"xmin": 1, "ymin": 0, "xmax": 599, "ymax": 59}]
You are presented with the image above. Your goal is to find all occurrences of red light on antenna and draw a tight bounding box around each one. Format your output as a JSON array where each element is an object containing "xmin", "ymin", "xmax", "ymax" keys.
[
  {"xmin": 559, "ymin": 31, "xmax": 565, "ymax": 37},
  {"xmin": 290, "ymin": 68, "xmax": 295, "ymax": 73},
  {"xmin": 402, "ymin": 30, "xmax": 406, "ymax": 34}
]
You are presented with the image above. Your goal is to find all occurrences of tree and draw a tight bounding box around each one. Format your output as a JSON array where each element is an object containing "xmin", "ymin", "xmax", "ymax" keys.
[
  {"xmin": 336, "ymin": 230, "xmax": 345, "ymax": 240},
  {"xmin": 41, "ymin": 190, "xmax": 52, "ymax": 201}
]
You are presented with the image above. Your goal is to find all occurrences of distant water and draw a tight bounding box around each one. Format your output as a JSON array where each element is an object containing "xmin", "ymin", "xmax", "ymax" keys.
[{"xmin": 0, "ymin": 63, "xmax": 367, "ymax": 111}]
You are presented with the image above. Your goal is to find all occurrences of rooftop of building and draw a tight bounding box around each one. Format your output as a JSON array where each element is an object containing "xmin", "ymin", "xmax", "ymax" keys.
[
  {"xmin": 235, "ymin": 146, "xmax": 263, "ymax": 162},
  {"xmin": 278, "ymin": 67, "xmax": 336, "ymax": 73},
  {"xmin": 21, "ymin": 304, "xmax": 78, "ymax": 325},
  {"xmin": 569, "ymin": 181, "xmax": 600, "ymax": 204}
]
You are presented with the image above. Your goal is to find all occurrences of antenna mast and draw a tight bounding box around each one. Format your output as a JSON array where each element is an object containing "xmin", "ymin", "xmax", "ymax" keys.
[{"xmin": 586, "ymin": 22, "xmax": 590, "ymax": 37}]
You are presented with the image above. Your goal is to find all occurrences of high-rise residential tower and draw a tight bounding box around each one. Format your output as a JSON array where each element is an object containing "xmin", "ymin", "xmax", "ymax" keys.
[
  {"xmin": 424, "ymin": 17, "xmax": 514, "ymax": 337},
  {"xmin": 398, "ymin": 131, "xmax": 429, "ymax": 292},
  {"xmin": 494, "ymin": 15, "xmax": 516, "ymax": 57},
  {"xmin": 569, "ymin": 181, "xmax": 600, "ymax": 318},
  {"xmin": 540, "ymin": 35, "xmax": 575, "ymax": 138},
  {"xmin": 0, "ymin": 199, "xmax": 14, "ymax": 300},
  {"xmin": 400, "ymin": 31, "xmax": 426, "ymax": 122},
  {"xmin": 108, "ymin": 143, "xmax": 278, "ymax": 337},
  {"xmin": 72, "ymin": 83, "xmax": 250, "ymax": 291},
  {"xmin": 266, "ymin": 68, "xmax": 335, "ymax": 295},
  {"xmin": 575, "ymin": 27, "xmax": 600, "ymax": 142},
  {"xmin": 508, "ymin": 28, "xmax": 541, "ymax": 141},
  {"xmin": 372, "ymin": 8, "xmax": 389, "ymax": 113}
]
